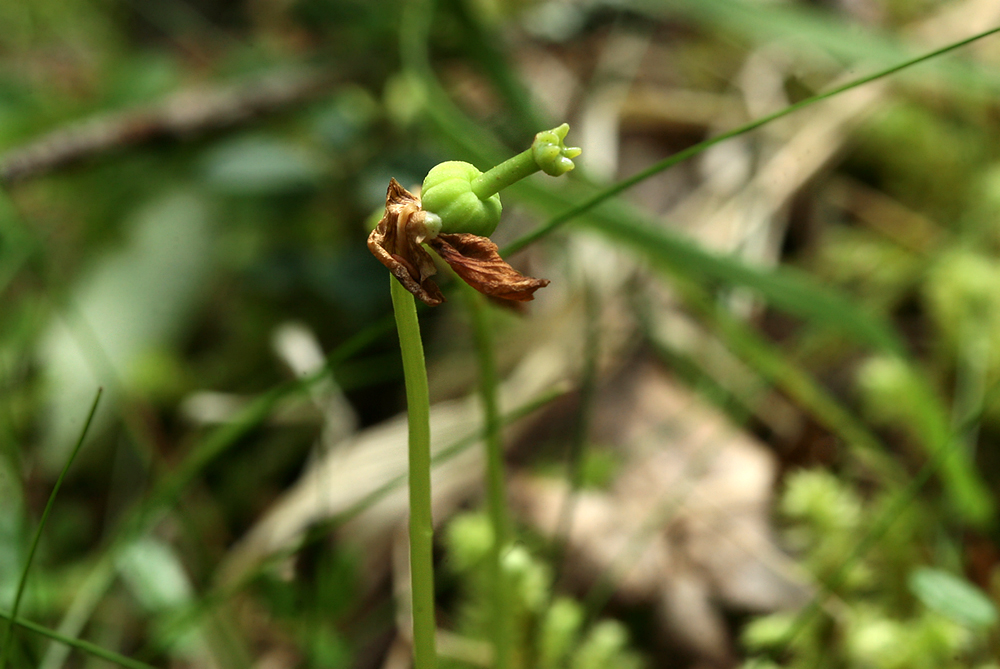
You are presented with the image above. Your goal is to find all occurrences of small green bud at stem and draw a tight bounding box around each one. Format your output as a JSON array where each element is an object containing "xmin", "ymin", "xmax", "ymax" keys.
[{"xmin": 419, "ymin": 124, "xmax": 579, "ymax": 237}]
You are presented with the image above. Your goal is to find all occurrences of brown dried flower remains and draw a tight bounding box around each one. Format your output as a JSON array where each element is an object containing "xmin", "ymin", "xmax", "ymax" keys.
[{"xmin": 367, "ymin": 179, "xmax": 549, "ymax": 306}]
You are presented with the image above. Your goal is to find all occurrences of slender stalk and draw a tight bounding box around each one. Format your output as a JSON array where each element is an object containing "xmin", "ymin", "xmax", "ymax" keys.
[
  {"xmin": 471, "ymin": 148, "xmax": 538, "ymax": 200},
  {"xmin": 134, "ymin": 388, "xmax": 567, "ymax": 664},
  {"xmin": 390, "ymin": 277, "xmax": 437, "ymax": 669},
  {"xmin": 0, "ymin": 387, "xmax": 102, "ymax": 669},
  {"xmin": 462, "ymin": 287, "xmax": 512, "ymax": 669},
  {"xmin": 552, "ymin": 284, "xmax": 600, "ymax": 582}
]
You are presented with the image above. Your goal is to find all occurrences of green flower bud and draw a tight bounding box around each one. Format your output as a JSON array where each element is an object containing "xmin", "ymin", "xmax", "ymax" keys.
[
  {"xmin": 419, "ymin": 124, "xmax": 579, "ymax": 237},
  {"xmin": 420, "ymin": 160, "xmax": 502, "ymax": 237},
  {"xmin": 532, "ymin": 123, "xmax": 581, "ymax": 176}
]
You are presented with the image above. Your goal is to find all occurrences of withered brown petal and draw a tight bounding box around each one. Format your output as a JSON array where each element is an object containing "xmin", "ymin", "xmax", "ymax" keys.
[
  {"xmin": 429, "ymin": 233, "xmax": 550, "ymax": 302},
  {"xmin": 367, "ymin": 178, "xmax": 445, "ymax": 306}
]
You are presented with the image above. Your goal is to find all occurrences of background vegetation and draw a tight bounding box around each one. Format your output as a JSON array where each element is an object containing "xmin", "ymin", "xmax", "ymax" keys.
[{"xmin": 3, "ymin": 0, "xmax": 1000, "ymax": 667}]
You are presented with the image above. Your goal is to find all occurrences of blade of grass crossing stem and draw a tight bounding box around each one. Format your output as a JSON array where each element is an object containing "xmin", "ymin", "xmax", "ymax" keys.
[
  {"xmin": 462, "ymin": 285, "xmax": 512, "ymax": 669},
  {"xmin": 0, "ymin": 388, "xmax": 103, "ymax": 669},
  {"xmin": 390, "ymin": 278, "xmax": 437, "ymax": 669},
  {"xmin": 137, "ymin": 314, "xmax": 395, "ymax": 527},
  {"xmin": 0, "ymin": 609, "xmax": 156, "ymax": 669}
]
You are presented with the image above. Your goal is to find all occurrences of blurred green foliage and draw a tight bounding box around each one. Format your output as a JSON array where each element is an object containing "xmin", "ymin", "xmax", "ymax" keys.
[
  {"xmin": 443, "ymin": 512, "xmax": 644, "ymax": 669},
  {"xmin": 743, "ymin": 469, "xmax": 998, "ymax": 669},
  {"xmin": 2, "ymin": 0, "xmax": 1000, "ymax": 667}
]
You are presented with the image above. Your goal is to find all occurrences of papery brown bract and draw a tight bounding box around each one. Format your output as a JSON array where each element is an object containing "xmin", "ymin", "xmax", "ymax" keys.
[{"xmin": 367, "ymin": 179, "xmax": 444, "ymax": 306}]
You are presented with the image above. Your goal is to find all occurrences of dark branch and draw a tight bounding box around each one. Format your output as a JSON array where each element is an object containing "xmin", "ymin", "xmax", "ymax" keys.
[{"xmin": 0, "ymin": 67, "xmax": 335, "ymax": 186}]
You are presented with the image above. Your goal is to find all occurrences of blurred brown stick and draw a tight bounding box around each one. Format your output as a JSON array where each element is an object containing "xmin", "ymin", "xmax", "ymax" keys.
[{"xmin": 0, "ymin": 67, "xmax": 335, "ymax": 186}]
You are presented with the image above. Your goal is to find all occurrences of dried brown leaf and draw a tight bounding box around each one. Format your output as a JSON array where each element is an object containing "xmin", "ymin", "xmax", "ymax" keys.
[
  {"xmin": 367, "ymin": 179, "xmax": 444, "ymax": 306},
  {"xmin": 428, "ymin": 233, "xmax": 550, "ymax": 302}
]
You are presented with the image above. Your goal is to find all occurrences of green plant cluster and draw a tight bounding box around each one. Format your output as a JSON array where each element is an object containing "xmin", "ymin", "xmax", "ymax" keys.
[
  {"xmin": 442, "ymin": 513, "xmax": 644, "ymax": 669},
  {"xmin": 742, "ymin": 470, "xmax": 999, "ymax": 669}
]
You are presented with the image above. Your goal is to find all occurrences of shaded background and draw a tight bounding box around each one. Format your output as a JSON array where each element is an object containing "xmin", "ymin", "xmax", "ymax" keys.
[{"xmin": 3, "ymin": 0, "xmax": 1000, "ymax": 667}]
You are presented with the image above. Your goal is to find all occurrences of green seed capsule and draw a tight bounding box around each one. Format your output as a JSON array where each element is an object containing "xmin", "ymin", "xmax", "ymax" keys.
[{"xmin": 420, "ymin": 161, "xmax": 502, "ymax": 237}]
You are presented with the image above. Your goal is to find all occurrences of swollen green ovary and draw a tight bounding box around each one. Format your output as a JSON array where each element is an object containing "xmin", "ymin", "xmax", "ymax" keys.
[{"xmin": 420, "ymin": 161, "xmax": 502, "ymax": 237}]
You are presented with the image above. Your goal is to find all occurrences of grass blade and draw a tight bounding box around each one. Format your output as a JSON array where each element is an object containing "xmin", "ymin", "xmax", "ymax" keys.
[
  {"xmin": 502, "ymin": 23, "xmax": 1000, "ymax": 255},
  {"xmin": 0, "ymin": 608, "xmax": 155, "ymax": 669},
  {"xmin": 0, "ymin": 387, "xmax": 103, "ymax": 669},
  {"xmin": 40, "ymin": 318, "xmax": 394, "ymax": 669}
]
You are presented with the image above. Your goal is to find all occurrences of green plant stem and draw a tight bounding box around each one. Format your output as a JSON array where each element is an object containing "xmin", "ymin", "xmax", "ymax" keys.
[
  {"xmin": 471, "ymin": 147, "xmax": 538, "ymax": 200},
  {"xmin": 462, "ymin": 286, "xmax": 513, "ymax": 669},
  {"xmin": 390, "ymin": 277, "xmax": 437, "ymax": 669},
  {"xmin": 0, "ymin": 387, "xmax": 102, "ymax": 669},
  {"xmin": 135, "ymin": 387, "xmax": 568, "ymax": 663},
  {"xmin": 552, "ymin": 283, "xmax": 600, "ymax": 581}
]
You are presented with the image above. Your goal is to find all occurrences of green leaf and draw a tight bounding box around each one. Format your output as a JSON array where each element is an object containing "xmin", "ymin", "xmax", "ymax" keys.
[{"xmin": 909, "ymin": 567, "xmax": 999, "ymax": 628}]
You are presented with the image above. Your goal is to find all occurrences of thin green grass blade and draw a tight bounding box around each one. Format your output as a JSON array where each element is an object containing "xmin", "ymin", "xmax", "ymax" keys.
[
  {"xmin": 769, "ymin": 329, "xmax": 994, "ymax": 654},
  {"xmin": 770, "ymin": 429, "xmax": 970, "ymax": 654},
  {"xmin": 642, "ymin": 281, "xmax": 905, "ymax": 483},
  {"xmin": 450, "ymin": 0, "xmax": 546, "ymax": 138},
  {"xmin": 0, "ymin": 387, "xmax": 103, "ymax": 669},
  {"xmin": 40, "ymin": 317, "xmax": 394, "ymax": 669},
  {"xmin": 0, "ymin": 609, "xmax": 155, "ymax": 669},
  {"xmin": 502, "ymin": 23, "xmax": 1000, "ymax": 255},
  {"xmin": 511, "ymin": 178, "xmax": 906, "ymax": 353},
  {"xmin": 0, "ymin": 192, "xmax": 39, "ymax": 299},
  {"xmin": 119, "ymin": 315, "xmax": 394, "ymax": 540},
  {"xmin": 551, "ymin": 284, "xmax": 601, "ymax": 581}
]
